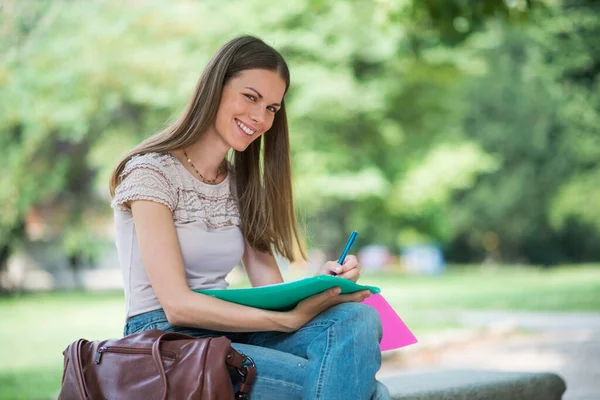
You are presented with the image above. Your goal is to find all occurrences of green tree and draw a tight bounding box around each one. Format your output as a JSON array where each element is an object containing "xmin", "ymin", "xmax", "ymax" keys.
[
  {"xmin": 0, "ymin": 0, "xmax": 563, "ymax": 286},
  {"xmin": 447, "ymin": 0, "xmax": 600, "ymax": 264}
]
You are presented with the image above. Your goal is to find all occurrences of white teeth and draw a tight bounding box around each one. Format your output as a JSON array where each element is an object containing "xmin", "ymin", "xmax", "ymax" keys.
[{"xmin": 236, "ymin": 120, "xmax": 255, "ymax": 136}]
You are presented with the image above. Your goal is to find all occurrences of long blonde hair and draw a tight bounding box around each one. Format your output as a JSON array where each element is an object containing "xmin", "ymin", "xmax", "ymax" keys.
[{"xmin": 109, "ymin": 36, "xmax": 305, "ymax": 261}]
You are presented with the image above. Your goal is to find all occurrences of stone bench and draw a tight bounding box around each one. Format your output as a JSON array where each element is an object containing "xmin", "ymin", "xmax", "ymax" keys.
[{"xmin": 380, "ymin": 369, "xmax": 567, "ymax": 400}]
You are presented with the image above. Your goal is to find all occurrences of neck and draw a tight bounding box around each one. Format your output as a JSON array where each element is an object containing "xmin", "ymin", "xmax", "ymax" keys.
[{"xmin": 183, "ymin": 130, "xmax": 230, "ymax": 177}]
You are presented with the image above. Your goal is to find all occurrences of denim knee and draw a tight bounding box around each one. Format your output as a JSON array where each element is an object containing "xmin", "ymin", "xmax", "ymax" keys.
[{"xmin": 329, "ymin": 302, "xmax": 383, "ymax": 342}]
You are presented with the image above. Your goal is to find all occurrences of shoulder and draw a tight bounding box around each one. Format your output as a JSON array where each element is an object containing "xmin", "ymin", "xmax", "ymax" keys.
[
  {"xmin": 112, "ymin": 152, "xmax": 180, "ymax": 211},
  {"xmin": 121, "ymin": 152, "xmax": 179, "ymax": 182}
]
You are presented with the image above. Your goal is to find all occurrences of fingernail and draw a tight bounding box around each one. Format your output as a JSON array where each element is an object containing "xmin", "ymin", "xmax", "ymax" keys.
[{"xmin": 335, "ymin": 266, "xmax": 342, "ymax": 273}]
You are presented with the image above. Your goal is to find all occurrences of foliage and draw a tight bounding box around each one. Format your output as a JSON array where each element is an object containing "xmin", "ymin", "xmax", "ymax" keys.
[
  {"xmin": 0, "ymin": 0, "xmax": 598, "ymax": 280},
  {"xmin": 446, "ymin": 0, "xmax": 600, "ymax": 264}
]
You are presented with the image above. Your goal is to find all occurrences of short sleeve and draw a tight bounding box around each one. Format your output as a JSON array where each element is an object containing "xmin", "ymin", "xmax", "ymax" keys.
[{"xmin": 111, "ymin": 157, "xmax": 178, "ymax": 212}]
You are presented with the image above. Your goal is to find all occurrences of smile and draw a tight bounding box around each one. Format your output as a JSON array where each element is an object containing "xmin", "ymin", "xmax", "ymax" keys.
[{"xmin": 235, "ymin": 119, "xmax": 256, "ymax": 136}]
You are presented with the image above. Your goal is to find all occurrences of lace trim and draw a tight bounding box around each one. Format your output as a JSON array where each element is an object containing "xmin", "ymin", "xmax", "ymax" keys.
[
  {"xmin": 121, "ymin": 156, "xmax": 175, "ymax": 187},
  {"xmin": 176, "ymin": 189, "xmax": 241, "ymax": 229},
  {"xmin": 111, "ymin": 167, "xmax": 177, "ymax": 211},
  {"xmin": 111, "ymin": 153, "xmax": 240, "ymax": 229}
]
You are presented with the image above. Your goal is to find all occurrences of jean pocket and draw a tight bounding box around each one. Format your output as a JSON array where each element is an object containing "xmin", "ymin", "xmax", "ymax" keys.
[
  {"xmin": 125, "ymin": 309, "xmax": 171, "ymax": 335},
  {"xmin": 138, "ymin": 320, "xmax": 171, "ymax": 333}
]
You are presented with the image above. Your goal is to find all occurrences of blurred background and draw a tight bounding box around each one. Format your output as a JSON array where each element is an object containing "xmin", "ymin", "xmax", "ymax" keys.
[{"xmin": 1, "ymin": 0, "xmax": 599, "ymax": 399}]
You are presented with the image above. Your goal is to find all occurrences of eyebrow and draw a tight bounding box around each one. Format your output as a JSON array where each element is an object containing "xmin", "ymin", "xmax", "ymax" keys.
[{"xmin": 245, "ymin": 87, "xmax": 281, "ymax": 107}]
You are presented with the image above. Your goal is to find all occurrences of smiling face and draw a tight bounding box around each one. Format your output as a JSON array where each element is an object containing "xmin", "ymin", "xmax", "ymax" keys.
[{"xmin": 210, "ymin": 68, "xmax": 287, "ymax": 152}]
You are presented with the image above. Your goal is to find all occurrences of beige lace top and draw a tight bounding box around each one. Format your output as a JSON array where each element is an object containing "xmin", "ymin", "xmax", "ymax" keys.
[{"xmin": 111, "ymin": 152, "xmax": 245, "ymax": 319}]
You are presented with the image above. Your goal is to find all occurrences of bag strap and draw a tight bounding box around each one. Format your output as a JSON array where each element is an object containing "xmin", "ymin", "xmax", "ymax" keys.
[
  {"xmin": 234, "ymin": 355, "xmax": 256, "ymax": 400},
  {"xmin": 224, "ymin": 345, "xmax": 256, "ymax": 399},
  {"xmin": 71, "ymin": 339, "xmax": 91, "ymax": 399}
]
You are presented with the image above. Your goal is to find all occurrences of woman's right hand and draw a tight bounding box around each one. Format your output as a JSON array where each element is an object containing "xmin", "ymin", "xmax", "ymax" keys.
[{"xmin": 281, "ymin": 287, "xmax": 372, "ymax": 332}]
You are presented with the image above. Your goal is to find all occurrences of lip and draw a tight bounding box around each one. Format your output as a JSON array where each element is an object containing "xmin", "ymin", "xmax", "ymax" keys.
[{"xmin": 235, "ymin": 118, "xmax": 259, "ymax": 134}]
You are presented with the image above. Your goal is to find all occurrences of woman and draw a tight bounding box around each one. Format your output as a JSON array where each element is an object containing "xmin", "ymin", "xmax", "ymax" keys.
[{"xmin": 109, "ymin": 35, "xmax": 390, "ymax": 400}]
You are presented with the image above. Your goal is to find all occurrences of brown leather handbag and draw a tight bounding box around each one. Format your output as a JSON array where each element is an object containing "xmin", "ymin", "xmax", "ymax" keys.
[{"xmin": 58, "ymin": 330, "xmax": 256, "ymax": 400}]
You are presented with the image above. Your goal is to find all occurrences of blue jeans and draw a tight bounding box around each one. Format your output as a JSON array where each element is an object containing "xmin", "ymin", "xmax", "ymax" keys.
[{"xmin": 124, "ymin": 303, "xmax": 390, "ymax": 400}]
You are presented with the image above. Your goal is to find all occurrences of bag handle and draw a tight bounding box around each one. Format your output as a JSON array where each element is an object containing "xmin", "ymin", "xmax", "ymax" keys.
[
  {"xmin": 151, "ymin": 332, "xmax": 256, "ymax": 399},
  {"xmin": 151, "ymin": 332, "xmax": 191, "ymax": 400},
  {"xmin": 69, "ymin": 332, "xmax": 255, "ymax": 400},
  {"xmin": 68, "ymin": 333, "xmax": 189, "ymax": 400}
]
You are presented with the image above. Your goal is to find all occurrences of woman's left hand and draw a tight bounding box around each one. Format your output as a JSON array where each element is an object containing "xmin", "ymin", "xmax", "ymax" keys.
[{"xmin": 316, "ymin": 255, "xmax": 361, "ymax": 282}]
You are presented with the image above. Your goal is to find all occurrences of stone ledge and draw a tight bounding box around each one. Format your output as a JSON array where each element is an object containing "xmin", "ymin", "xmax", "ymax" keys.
[{"xmin": 380, "ymin": 369, "xmax": 566, "ymax": 400}]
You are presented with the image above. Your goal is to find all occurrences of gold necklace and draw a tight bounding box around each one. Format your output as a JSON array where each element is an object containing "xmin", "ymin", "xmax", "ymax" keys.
[{"xmin": 183, "ymin": 150, "xmax": 225, "ymax": 184}]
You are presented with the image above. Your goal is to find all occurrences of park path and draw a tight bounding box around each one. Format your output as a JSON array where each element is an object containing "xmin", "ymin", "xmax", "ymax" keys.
[{"xmin": 379, "ymin": 311, "xmax": 600, "ymax": 400}]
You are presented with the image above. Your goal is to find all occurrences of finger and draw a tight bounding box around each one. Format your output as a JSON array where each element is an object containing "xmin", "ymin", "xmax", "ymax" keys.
[
  {"xmin": 316, "ymin": 288, "xmax": 350, "ymax": 310},
  {"xmin": 338, "ymin": 268, "xmax": 360, "ymax": 282},
  {"xmin": 317, "ymin": 261, "xmax": 340, "ymax": 275},
  {"xmin": 342, "ymin": 255, "xmax": 358, "ymax": 267},
  {"xmin": 319, "ymin": 287, "xmax": 341, "ymax": 303},
  {"xmin": 333, "ymin": 289, "xmax": 371, "ymax": 305},
  {"xmin": 337, "ymin": 255, "xmax": 359, "ymax": 274},
  {"xmin": 303, "ymin": 286, "xmax": 340, "ymax": 307},
  {"xmin": 346, "ymin": 290, "xmax": 371, "ymax": 303}
]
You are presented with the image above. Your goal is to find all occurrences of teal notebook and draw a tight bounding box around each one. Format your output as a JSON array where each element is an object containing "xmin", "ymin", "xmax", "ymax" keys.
[{"xmin": 194, "ymin": 275, "xmax": 380, "ymax": 311}]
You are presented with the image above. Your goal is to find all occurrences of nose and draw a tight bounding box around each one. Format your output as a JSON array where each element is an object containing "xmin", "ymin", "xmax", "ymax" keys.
[{"xmin": 249, "ymin": 106, "xmax": 266, "ymax": 126}]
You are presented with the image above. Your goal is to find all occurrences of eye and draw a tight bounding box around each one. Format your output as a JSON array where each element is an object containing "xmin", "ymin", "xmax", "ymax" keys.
[
  {"xmin": 267, "ymin": 106, "xmax": 278, "ymax": 113},
  {"xmin": 243, "ymin": 94, "xmax": 256, "ymax": 101}
]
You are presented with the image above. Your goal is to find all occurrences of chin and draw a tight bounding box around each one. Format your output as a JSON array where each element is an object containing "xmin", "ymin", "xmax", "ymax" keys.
[
  {"xmin": 232, "ymin": 144, "xmax": 250, "ymax": 152},
  {"xmin": 227, "ymin": 138, "xmax": 254, "ymax": 152},
  {"xmin": 229, "ymin": 133, "xmax": 261, "ymax": 153}
]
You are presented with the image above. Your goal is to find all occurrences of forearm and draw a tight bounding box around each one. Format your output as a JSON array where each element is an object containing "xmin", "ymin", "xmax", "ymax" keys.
[
  {"xmin": 130, "ymin": 203, "xmax": 294, "ymax": 332},
  {"xmin": 164, "ymin": 290, "xmax": 294, "ymax": 332},
  {"xmin": 243, "ymin": 242, "xmax": 285, "ymax": 287},
  {"xmin": 248, "ymin": 265, "xmax": 284, "ymax": 287}
]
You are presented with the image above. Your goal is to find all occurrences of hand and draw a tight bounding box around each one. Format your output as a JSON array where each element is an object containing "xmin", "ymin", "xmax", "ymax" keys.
[
  {"xmin": 283, "ymin": 287, "xmax": 372, "ymax": 332},
  {"xmin": 316, "ymin": 255, "xmax": 361, "ymax": 282}
]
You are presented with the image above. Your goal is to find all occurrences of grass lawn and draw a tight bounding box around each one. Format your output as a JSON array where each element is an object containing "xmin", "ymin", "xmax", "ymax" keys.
[{"xmin": 1, "ymin": 265, "xmax": 599, "ymax": 399}]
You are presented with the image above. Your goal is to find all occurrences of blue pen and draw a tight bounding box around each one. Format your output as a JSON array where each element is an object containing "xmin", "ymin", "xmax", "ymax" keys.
[{"xmin": 333, "ymin": 230, "xmax": 359, "ymax": 275}]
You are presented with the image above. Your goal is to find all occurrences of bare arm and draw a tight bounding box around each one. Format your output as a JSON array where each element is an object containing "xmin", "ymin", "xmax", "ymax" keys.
[
  {"xmin": 130, "ymin": 200, "xmax": 371, "ymax": 333},
  {"xmin": 242, "ymin": 241, "xmax": 284, "ymax": 287}
]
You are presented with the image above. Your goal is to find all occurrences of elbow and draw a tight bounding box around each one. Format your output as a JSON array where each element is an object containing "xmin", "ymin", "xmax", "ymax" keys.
[
  {"xmin": 160, "ymin": 290, "xmax": 195, "ymax": 327},
  {"xmin": 162, "ymin": 302, "xmax": 187, "ymax": 327},
  {"xmin": 164, "ymin": 309, "xmax": 182, "ymax": 326}
]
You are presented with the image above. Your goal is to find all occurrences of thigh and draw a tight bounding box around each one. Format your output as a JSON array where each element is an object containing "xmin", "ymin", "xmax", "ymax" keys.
[
  {"xmin": 247, "ymin": 302, "xmax": 380, "ymax": 358},
  {"xmin": 124, "ymin": 308, "xmax": 243, "ymax": 342},
  {"xmin": 126, "ymin": 310, "xmax": 306, "ymax": 399},
  {"xmin": 230, "ymin": 342, "xmax": 306, "ymax": 400}
]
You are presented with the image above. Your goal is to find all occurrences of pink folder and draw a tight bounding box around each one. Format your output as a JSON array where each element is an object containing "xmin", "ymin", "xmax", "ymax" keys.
[{"xmin": 361, "ymin": 294, "xmax": 418, "ymax": 351}]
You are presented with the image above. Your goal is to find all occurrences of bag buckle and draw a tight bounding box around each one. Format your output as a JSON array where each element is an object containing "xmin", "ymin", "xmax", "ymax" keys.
[{"xmin": 235, "ymin": 355, "xmax": 256, "ymax": 399}]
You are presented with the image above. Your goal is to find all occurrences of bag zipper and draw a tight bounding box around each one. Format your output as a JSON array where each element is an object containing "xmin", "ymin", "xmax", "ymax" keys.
[{"xmin": 95, "ymin": 346, "xmax": 178, "ymax": 364}]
